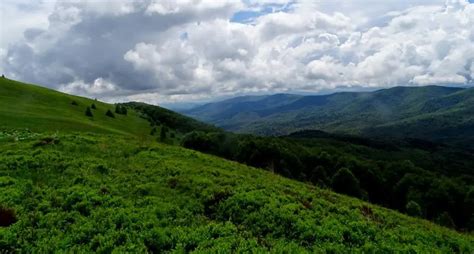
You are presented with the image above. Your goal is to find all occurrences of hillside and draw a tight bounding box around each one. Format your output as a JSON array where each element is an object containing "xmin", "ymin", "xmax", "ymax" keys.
[
  {"xmin": 182, "ymin": 86, "xmax": 474, "ymax": 148},
  {"xmin": 0, "ymin": 78, "xmax": 151, "ymax": 136},
  {"xmin": 1, "ymin": 131, "xmax": 473, "ymax": 252}
]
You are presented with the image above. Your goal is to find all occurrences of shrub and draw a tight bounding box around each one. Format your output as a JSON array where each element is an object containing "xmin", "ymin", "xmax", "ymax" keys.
[
  {"xmin": 105, "ymin": 110, "xmax": 115, "ymax": 118},
  {"xmin": 150, "ymin": 127, "xmax": 157, "ymax": 136},
  {"xmin": 406, "ymin": 200, "xmax": 422, "ymax": 217},
  {"xmin": 436, "ymin": 212, "xmax": 455, "ymax": 228},
  {"xmin": 0, "ymin": 206, "xmax": 17, "ymax": 227},
  {"xmin": 115, "ymin": 104, "xmax": 127, "ymax": 115},
  {"xmin": 91, "ymin": 103, "xmax": 97, "ymax": 110},
  {"xmin": 331, "ymin": 168, "xmax": 363, "ymax": 198},
  {"xmin": 160, "ymin": 126, "xmax": 168, "ymax": 142},
  {"xmin": 71, "ymin": 100, "xmax": 79, "ymax": 106},
  {"xmin": 85, "ymin": 107, "xmax": 93, "ymax": 117}
]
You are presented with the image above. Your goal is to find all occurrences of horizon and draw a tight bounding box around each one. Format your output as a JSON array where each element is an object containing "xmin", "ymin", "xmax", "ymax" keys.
[{"xmin": 1, "ymin": 0, "xmax": 473, "ymax": 105}]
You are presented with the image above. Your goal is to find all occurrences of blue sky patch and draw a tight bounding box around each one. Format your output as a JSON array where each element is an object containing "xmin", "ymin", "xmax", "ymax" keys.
[{"xmin": 231, "ymin": 2, "xmax": 295, "ymax": 23}]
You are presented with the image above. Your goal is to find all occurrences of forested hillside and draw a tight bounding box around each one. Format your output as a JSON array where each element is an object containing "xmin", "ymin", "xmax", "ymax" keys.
[{"xmin": 182, "ymin": 86, "xmax": 474, "ymax": 149}]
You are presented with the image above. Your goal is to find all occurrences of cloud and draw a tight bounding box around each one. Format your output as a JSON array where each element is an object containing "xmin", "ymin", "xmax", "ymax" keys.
[{"xmin": 1, "ymin": 0, "xmax": 473, "ymax": 104}]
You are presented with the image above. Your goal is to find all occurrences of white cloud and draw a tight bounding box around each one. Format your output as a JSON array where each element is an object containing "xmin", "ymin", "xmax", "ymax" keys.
[
  {"xmin": 2, "ymin": 0, "xmax": 473, "ymax": 104},
  {"xmin": 59, "ymin": 78, "xmax": 118, "ymax": 96}
]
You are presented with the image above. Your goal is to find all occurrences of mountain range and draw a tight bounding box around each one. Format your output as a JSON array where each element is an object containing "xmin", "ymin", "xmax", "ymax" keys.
[{"xmin": 182, "ymin": 86, "xmax": 474, "ymax": 148}]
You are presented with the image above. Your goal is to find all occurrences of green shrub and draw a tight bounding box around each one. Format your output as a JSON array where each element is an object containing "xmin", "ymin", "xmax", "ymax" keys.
[
  {"xmin": 105, "ymin": 110, "xmax": 115, "ymax": 118},
  {"xmin": 85, "ymin": 107, "xmax": 93, "ymax": 117},
  {"xmin": 160, "ymin": 126, "xmax": 168, "ymax": 142},
  {"xmin": 331, "ymin": 168, "xmax": 363, "ymax": 198},
  {"xmin": 71, "ymin": 100, "xmax": 79, "ymax": 106},
  {"xmin": 436, "ymin": 212, "xmax": 455, "ymax": 228},
  {"xmin": 115, "ymin": 104, "xmax": 127, "ymax": 115},
  {"xmin": 406, "ymin": 200, "xmax": 422, "ymax": 217},
  {"xmin": 91, "ymin": 103, "xmax": 97, "ymax": 110}
]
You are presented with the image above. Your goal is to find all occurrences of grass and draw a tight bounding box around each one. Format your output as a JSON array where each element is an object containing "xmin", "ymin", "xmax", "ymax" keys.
[
  {"xmin": 0, "ymin": 131, "xmax": 473, "ymax": 252},
  {"xmin": 0, "ymin": 78, "xmax": 150, "ymax": 137}
]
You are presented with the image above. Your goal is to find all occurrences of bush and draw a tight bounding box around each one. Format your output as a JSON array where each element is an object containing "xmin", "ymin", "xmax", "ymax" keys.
[
  {"xmin": 115, "ymin": 104, "xmax": 127, "ymax": 115},
  {"xmin": 160, "ymin": 126, "xmax": 168, "ymax": 142},
  {"xmin": 436, "ymin": 212, "xmax": 455, "ymax": 228},
  {"xmin": 91, "ymin": 103, "xmax": 97, "ymax": 110},
  {"xmin": 105, "ymin": 110, "xmax": 115, "ymax": 118},
  {"xmin": 406, "ymin": 200, "xmax": 422, "ymax": 217},
  {"xmin": 0, "ymin": 206, "xmax": 17, "ymax": 227},
  {"xmin": 85, "ymin": 107, "xmax": 93, "ymax": 117},
  {"xmin": 71, "ymin": 100, "xmax": 79, "ymax": 106},
  {"xmin": 331, "ymin": 168, "xmax": 363, "ymax": 198}
]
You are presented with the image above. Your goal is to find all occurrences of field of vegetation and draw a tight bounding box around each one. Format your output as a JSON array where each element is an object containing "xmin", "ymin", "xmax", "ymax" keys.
[{"xmin": 1, "ymin": 131, "xmax": 473, "ymax": 252}]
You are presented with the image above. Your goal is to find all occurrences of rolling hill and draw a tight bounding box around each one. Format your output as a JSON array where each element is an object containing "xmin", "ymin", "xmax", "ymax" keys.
[
  {"xmin": 0, "ymin": 78, "xmax": 473, "ymax": 252},
  {"xmin": 182, "ymin": 86, "xmax": 474, "ymax": 148},
  {"xmin": 0, "ymin": 78, "xmax": 150, "ymax": 136}
]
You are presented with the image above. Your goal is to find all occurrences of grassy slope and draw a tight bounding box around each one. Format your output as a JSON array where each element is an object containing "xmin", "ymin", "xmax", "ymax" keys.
[
  {"xmin": 0, "ymin": 132, "xmax": 472, "ymax": 252},
  {"xmin": 0, "ymin": 78, "xmax": 150, "ymax": 136}
]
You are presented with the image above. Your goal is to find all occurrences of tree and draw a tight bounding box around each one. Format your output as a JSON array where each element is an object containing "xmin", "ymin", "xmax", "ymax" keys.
[
  {"xmin": 160, "ymin": 126, "xmax": 168, "ymax": 142},
  {"xmin": 105, "ymin": 109, "xmax": 115, "ymax": 118},
  {"xmin": 71, "ymin": 100, "xmax": 78, "ymax": 106},
  {"xmin": 406, "ymin": 200, "xmax": 422, "ymax": 217},
  {"xmin": 436, "ymin": 212, "xmax": 455, "ymax": 228},
  {"xmin": 85, "ymin": 107, "xmax": 93, "ymax": 117},
  {"xmin": 150, "ymin": 127, "xmax": 157, "ymax": 136},
  {"xmin": 115, "ymin": 104, "xmax": 128, "ymax": 115},
  {"xmin": 331, "ymin": 168, "xmax": 363, "ymax": 198},
  {"xmin": 91, "ymin": 103, "xmax": 97, "ymax": 110}
]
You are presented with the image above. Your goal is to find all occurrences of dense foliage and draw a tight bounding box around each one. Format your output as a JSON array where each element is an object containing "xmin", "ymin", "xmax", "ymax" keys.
[
  {"xmin": 0, "ymin": 131, "xmax": 472, "ymax": 252},
  {"xmin": 180, "ymin": 130, "xmax": 474, "ymax": 231},
  {"xmin": 124, "ymin": 102, "xmax": 219, "ymax": 134}
]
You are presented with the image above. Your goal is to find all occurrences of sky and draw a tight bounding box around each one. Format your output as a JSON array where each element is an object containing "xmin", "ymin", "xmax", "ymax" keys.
[{"xmin": 1, "ymin": 0, "xmax": 473, "ymax": 105}]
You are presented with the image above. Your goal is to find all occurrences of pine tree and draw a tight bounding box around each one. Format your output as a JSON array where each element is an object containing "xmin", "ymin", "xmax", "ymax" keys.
[
  {"xmin": 85, "ymin": 107, "xmax": 93, "ymax": 117},
  {"xmin": 91, "ymin": 103, "xmax": 97, "ymax": 110},
  {"xmin": 105, "ymin": 109, "xmax": 115, "ymax": 118},
  {"xmin": 160, "ymin": 126, "xmax": 168, "ymax": 142}
]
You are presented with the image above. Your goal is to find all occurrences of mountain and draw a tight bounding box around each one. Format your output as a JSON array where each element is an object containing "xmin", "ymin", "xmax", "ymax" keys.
[
  {"xmin": 1, "ymin": 78, "xmax": 472, "ymax": 252},
  {"xmin": 182, "ymin": 86, "xmax": 474, "ymax": 148}
]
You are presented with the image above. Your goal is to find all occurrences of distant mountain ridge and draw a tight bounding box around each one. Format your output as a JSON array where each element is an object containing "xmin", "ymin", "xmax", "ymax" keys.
[{"xmin": 182, "ymin": 86, "xmax": 474, "ymax": 148}]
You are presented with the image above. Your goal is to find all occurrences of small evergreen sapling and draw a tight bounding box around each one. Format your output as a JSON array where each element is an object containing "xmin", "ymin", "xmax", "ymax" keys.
[
  {"xmin": 85, "ymin": 106, "xmax": 93, "ymax": 117},
  {"xmin": 105, "ymin": 109, "xmax": 115, "ymax": 118},
  {"xmin": 115, "ymin": 104, "xmax": 128, "ymax": 115},
  {"xmin": 406, "ymin": 200, "xmax": 422, "ymax": 217},
  {"xmin": 160, "ymin": 126, "xmax": 168, "ymax": 142}
]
